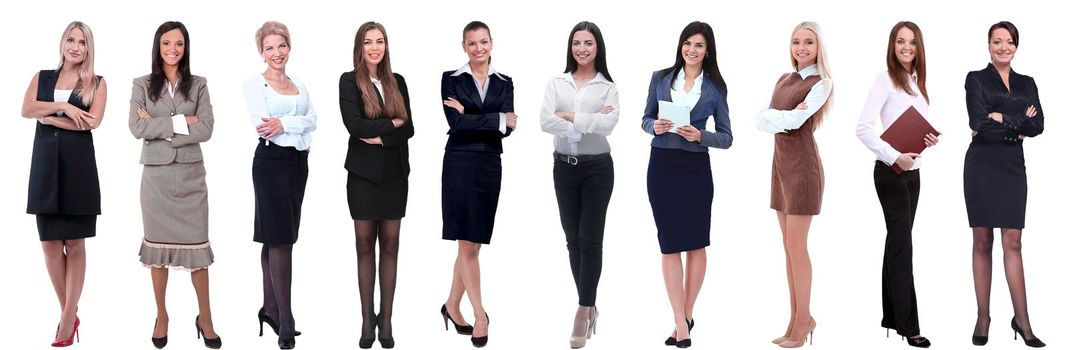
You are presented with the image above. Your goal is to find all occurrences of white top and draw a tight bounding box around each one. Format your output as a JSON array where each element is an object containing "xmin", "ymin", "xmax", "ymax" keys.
[
  {"xmin": 855, "ymin": 70, "xmax": 930, "ymax": 170},
  {"xmin": 54, "ymin": 89, "xmax": 73, "ymax": 116},
  {"xmin": 539, "ymin": 72, "xmax": 620, "ymax": 155},
  {"xmin": 669, "ymin": 69, "xmax": 702, "ymax": 110},
  {"xmin": 370, "ymin": 77, "xmax": 385, "ymax": 104},
  {"xmin": 451, "ymin": 63, "xmax": 507, "ymax": 134},
  {"xmin": 243, "ymin": 74, "xmax": 318, "ymax": 150},
  {"xmin": 755, "ymin": 64, "xmax": 833, "ymax": 133}
]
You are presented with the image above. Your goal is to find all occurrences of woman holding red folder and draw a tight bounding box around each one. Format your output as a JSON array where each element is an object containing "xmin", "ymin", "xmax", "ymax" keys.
[
  {"xmin": 855, "ymin": 21, "xmax": 938, "ymax": 348},
  {"xmin": 963, "ymin": 21, "xmax": 1046, "ymax": 348}
]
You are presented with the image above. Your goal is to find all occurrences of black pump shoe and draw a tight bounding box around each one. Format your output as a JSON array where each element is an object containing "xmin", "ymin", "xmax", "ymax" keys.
[
  {"xmin": 1011, "ymin": 317, "xmax": 1046, "ymax": 348},
  {"xmin": 664, "ymin": 318, "xmax": 694, "ymax": 346}
]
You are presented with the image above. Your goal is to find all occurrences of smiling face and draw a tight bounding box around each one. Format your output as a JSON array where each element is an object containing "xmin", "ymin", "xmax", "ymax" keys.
[
  {"xmin": 791, "ymin": 28, "xmax": 818, "ymax": 69},
  {"xmin": 894, "ymin": 26, "xmax": 916, "ymax": 70},
  {"xmin": 988, "ymin": 28, "xmax": 1016, "ymax": 66},
  {"xmin": 571, "ymin": 30, "xmax": 597, "ymax": 68},
  {"xmin": 159, "ymin": 28, "xmax": 186, "ymax": 67},
  {"xmin": 463, "ymin": 28, "xmax": 492, "ymax": 65},
  {"xmin": 260, "ymin": 34, "xmax": 289, "ymax": 70},
  {"xmin": 62, "ymin": 27, "xmax": 87, "ymax": 65},
  {"xmin": 363, "ymin": 28, "xmax": 386, "ymax": 69},
  {"xmin": 680, "ymin": 34, "xmax": 706, "ymax": 68}
]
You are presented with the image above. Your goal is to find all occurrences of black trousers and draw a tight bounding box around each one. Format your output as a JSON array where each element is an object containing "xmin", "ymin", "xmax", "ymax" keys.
[
  {"xmin": 873, "ymin": 161, "xmax": 921, "ymax": 336},
  {"xmin": 553, "ymin": 153, "xmax": 614, "ymax": 306}
]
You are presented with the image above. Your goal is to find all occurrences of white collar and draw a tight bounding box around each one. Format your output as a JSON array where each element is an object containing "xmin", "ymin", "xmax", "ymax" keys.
[
  {"xmin": 452, "ymin": 63, "xmax": 504, "ymax": 80},
  {"xmin": 798, "ymin": 64, "xmax": 819, "ymax": 79},
  {"xmin": 558, "ymin": 72, "xmax": 608, "ymax": 85}
]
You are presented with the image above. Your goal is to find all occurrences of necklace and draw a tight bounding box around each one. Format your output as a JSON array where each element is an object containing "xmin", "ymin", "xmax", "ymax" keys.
[{"xmin": 263, "ymin": 73, "xmax": 292, "ymax": 92}]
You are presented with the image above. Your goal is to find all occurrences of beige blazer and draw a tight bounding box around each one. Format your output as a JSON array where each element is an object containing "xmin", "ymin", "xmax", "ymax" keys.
[{"xmin": 128, "ymin": 74, "xmax": 214, "ymax": 165}]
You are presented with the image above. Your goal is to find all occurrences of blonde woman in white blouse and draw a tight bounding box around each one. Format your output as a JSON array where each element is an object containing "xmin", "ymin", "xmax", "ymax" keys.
[
  {"xmin": 539, "ymin": 21, "xmax": 619, "ymax": 349},
  {"xmin": 243, "ymin": 21, "xmax": 317, "ymax": 350},
  {"xmin": 854, "ymin": 21, "xmax": 937, "ymax": 348}
]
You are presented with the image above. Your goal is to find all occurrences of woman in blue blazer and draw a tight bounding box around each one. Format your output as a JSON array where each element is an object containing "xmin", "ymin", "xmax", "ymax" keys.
[
  {"xmin": 438, "ymin": 20, "xmax": 517, "ymax": 348},
  {"xmin": 642, "ymin": 21, "xmax": 732, "ymax": 349}
]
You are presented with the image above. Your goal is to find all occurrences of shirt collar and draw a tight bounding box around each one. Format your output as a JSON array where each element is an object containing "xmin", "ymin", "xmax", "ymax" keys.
[
  {"xmin": 798, "ymin": 64, "xmax": 819, "ymax": 79},
  {"xmin": 451, "ymin": 63, "xmax": 504, "ymax": 80},
  {"xmin": 558, "ymin": 72, "xmax": 608, "ymax": 85},
  {"xmin": 672, "ymin": 69, "xmax": 703, "ymax": 91}
]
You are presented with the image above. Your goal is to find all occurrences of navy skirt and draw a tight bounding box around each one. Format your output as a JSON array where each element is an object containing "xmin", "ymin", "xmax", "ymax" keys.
[
  {"xmin": 647, "ymin": 147, "xmax": 713, "ymax": 254},
  {"xmin": 963, "ymin": 141, "xmax": 1027, "ymax": 229},
  {"xmin": 442, "ymin": 150, "xmax": 502, "ymax": 244}
]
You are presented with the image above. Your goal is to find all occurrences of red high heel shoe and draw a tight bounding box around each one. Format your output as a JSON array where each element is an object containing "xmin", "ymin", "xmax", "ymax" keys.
[{"xmin": 52, "ymin": 317, "xmax": 80, "ymax": 347}]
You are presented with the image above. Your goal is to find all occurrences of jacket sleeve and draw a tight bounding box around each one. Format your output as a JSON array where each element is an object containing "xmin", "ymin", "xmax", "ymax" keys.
[
  {"xmin": 441, "ymin": 72, "xmax": 505, "ymax": 136},
  {"xmin": 170, "ymin": 78, "xmax": 214, "ymax": 147},
  {"xmin": 128, "ymin": 78, "xmax": 175, "ymax": 140},
  {"xmin": 340, "ymin": 72, "xmax": 396, "ymax": 138},
  {"xmin": 381, "ymin": 74, "xmax": 414, "ymax": 148}
]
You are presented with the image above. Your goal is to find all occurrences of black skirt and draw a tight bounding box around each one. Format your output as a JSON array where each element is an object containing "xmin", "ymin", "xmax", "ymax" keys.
[
  {"xmin": 347, "ymin": 147, "xmax": 408, "ymax": 220},
  {"xmin": 37, "ymin": 214, "xmax": 97, "ymax": 241},
  {"xmin": 252, "ymin": 141, "xmax": 309, "ymax": 245},
  {"xmin": 647, "ymin": 147, "xmax": 713, "ymax": 254},
  {"xmin": 441, "ymin": 150, "xmax": 501, "ymax": 244},
  {"xmin": 28, "ymin": 124, "xmax": 100, "ymax": 241},
  {"xmin": 964, "ymin": 141, "xmax": 1027, "ymax": 228}
]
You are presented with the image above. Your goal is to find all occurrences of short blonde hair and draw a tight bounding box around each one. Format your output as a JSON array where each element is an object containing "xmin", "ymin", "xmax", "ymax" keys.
[{"xmin": 255, "ymin": 21, "xmax": 290, "ymax": 52}]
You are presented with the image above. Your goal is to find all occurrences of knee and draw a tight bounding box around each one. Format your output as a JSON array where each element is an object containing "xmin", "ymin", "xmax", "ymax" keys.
[
  {"xmin": 64, "ymin": 240, "xmax": 86, "ymax": 256},
  {"xmin": 379, "ymin": 237, "xmax": 400, "ymax": 257},
  {"xmin": 458, "ymin": 241, "xmax": 480, "ymax": 259},
  {"xmin": 973, "ymin": 235, "xmax": 995, "ymax": 253},
  {"xmin": 41, "ymin": 241, "xmax": 65, "ymax": 258},
  {"xmin": 1001, "ymin": 235, "xmax": 1022, "ymax": 254},
  {"xmin": 355, "ymin": 236, "xmax": 376, "ymax": 255}
]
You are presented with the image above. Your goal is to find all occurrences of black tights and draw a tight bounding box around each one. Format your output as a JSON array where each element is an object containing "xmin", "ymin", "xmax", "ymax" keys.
[
  {"xmin": 261, "ymin": 244, "xmax": 295, "ymax": 338},
  {"xmin": 355, "ymin": 219, "xmax": 401, "ymax": 338},
  {"xmin": 972, "ymin": 228, "xmax": 1036, "ymax": 338}
]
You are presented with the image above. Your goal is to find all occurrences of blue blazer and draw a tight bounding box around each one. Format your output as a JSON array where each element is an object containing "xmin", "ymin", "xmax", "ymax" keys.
[
  {"xmin": 641, "ymin": 70, "xmax": 732, "ymax": 152},
  {"xmin": 440, "ymin": 70, "xmax": 514, "ymax": 153}
]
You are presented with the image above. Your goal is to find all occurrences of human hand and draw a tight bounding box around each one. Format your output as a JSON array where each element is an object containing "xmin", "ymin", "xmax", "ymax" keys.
[
  {"xmin": 506, "ymin": 113, "xmax": 518, "ymax": 130},
  {"xmin": 895, "ymin": 152, "xmax": 920, "ymax": 170},
  {"xmin": 391, "ymin": 118, "xmax": 405, "ymax": 128},
  {"xmin": 186, "ymin": 115, "xmax": 199, "ymax": 125},
  {"xmin": 923, "ymin": 133, "xmax": 939, "ymax": 147},
  {"xmin": 599, "ymin": 105, "xmax": 615, "ymax": 114},
  {"xmin": 555, "ymin": 111, "xmax": 575, "ymax": 122},
  {"xmin": 653, "ymin": 119, "xmax": 673, "ymax": 135},
  {"xmin": 1025, "ymin": 105, "xmax": 1037, "ymax": 118},
  {"xmin": 257, "ymin": 117, "xmax": 282, "ymax": 138},
  {"xmin": 988, "ymin": 112, "xmax": 1003, "ymax": 123},
  {"xmin": 676, "ymin": 125, "xmax": 702, "ymax": 142},
  {"xmin": 443, "ymin": 97, "xmax": 464, "ymax": 114},
  {"xmin": 360, "ymin": 137, "xmax": 383, "ymax": 145},
  {"xmin": 794, "ymin": 102, "xmax": 808, "ymax": 110}
]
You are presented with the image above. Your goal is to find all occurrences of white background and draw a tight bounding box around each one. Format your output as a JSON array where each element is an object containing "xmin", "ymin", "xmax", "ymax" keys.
[{"xmin": 1, "ymin": 1, "xmax": 1062, "ymax": 349}]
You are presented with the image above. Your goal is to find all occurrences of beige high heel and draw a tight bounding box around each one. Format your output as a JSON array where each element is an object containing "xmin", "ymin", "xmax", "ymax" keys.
[{"xmin": 779, "ymin": 318, "xmax": 816, "ymax": 348}]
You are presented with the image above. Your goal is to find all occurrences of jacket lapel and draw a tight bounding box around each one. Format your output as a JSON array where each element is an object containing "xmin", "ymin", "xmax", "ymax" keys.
[{"xmin": 457, "ymin": 74, "xmax": 485, "ymax": 110}]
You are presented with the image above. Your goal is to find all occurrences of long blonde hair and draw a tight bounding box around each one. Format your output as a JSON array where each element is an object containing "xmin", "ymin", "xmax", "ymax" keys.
[
  {"xmin": 57, "ymin": 21, "xmax": 99, "ymax": 105},
  {"xmin": 790, "ymin": 21, "xmax": 833, "ymax": 126}
]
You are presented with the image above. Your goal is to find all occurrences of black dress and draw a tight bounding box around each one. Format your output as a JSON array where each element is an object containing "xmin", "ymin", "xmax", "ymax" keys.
[
  {"xmin": 963, "ymin": 63, "xmax": 1044, "ymax": 229},
  {"xmin": 439, "ymin": 68, "xmax": 514, "ymax": 244},
  {"xmin": 339, "ymin": 72, "xmax": 414, "ymax": 220},
  {"xmin": 27, "ymin": 70, "xmax": 102, "ymax": 241}
]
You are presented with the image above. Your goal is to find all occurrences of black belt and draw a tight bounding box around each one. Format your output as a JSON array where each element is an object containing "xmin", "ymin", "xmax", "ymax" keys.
[{"xmin": 554, "ymin": 152, "xmax": 609, "ymax": 165}]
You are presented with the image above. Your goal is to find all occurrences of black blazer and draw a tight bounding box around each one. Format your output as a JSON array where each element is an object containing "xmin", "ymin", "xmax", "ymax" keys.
[
  {"xmin": 339, "ymin": 71, "xmax": 414, "ymax": 184},
  {"xmin": 965, "ymin": 63, "xmax": 1044, "ymax": 145},
  {"xmin": 440, "ymin": 70, "xmax": 514, "ymax": 153},
  {"xmin": 27, "ymin": 69, "xmax": 101, "ymax": 215}
]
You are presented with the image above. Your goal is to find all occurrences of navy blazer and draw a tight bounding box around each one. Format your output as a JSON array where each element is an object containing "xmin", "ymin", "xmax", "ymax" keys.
[
  {"xmin": 440, "ymin": 70, "xmax": 514, "ymax": 153},
  {"xmin": 641, "ymin": 69, "xmax": 732, "ymax": 152},
  {"xmin": 339, "ymin": 72, "xmax": 414, "ymax": 184},
  {"xmin": 965, "ymin": 63, "xmax": 1044, "ymax": 145}
]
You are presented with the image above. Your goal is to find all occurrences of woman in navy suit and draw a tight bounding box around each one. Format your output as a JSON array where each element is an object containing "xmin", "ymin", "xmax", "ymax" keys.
[
  {"xmin": 641, "ymin": 21, "xmax": 732, "ymax": 348},
  {"xmin": 438, "ymin": 20, "xmax": 517, "ymax": 348}
]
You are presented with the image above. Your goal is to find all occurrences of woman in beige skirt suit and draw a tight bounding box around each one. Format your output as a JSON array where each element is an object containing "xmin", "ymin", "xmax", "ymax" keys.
[{"xmin": 128, "ymin": 21, "xmax": 221, "ymax": 349}]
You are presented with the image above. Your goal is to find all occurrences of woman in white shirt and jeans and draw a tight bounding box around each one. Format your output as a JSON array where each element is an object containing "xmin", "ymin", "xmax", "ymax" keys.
[
  {"xmin": 854, "ymin": 21, "xmax": 937, "ymax": 348},
  {"xmin": 539, "ymin": 21, "xmax": 619, "ymax": 349}
]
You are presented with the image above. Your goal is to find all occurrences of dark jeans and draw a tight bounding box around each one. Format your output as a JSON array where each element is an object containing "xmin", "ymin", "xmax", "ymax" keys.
[
  {"xmin": 873, "ymin": 161, "xmax": 921, "ymax": 336},
  {"xmin": 553, "ymin": 153, "xmax": 614, "ymax": 306}
]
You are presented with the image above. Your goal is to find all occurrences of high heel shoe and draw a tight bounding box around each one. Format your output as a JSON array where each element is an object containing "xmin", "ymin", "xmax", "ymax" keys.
[
  {"xmin": 152, "ymin": 318, "xmax": 168, "ymax": 349},
  {"xmin": 377, "ymin": 313, "xmax": 395, "ymax": 349},
  {"xmin": 51, "ymin": 317, "xmax": 80, "ymax": 347},
  {"xmin": 972, "ymin": 316, "xmax": 990, "ymax": 346},
  {"xmin": 358, "ymin": 314, "xmax": 376, "ymax": 349},
  {"xmin": 664, "ymin": 318, "xmax": 693, "ymax": 346},
  {"xmin": 440, "ymin": 304, "xmax": 474, "ymax": 335},
  {"xmin": 570, "ymin": 306, "xmax": 595, "ymax": 349},
  {"xmin": 471, "ymin": 313, "xmax": 490, "ymax": 348},
  {"xmin": 278, "ymin": 337, "xmax": 295, "ymax": 350},
  {"xmin": 778, "ymin": 318, "xmax": 816, "ymax": 348},
  {"xmin": 1011, "ymin": 316, "xmax": 1046, "ymax": 348},
  {"xmin": 195, "ymin": 316, "xmax": 222, "ymax": 349},
  {"xmin": 905, "ymin": 335, "xmax": 931, "ymax": 348},
  {"xmin": 258, "ymin": 308, "xmax": 301, "ymax": 337}
]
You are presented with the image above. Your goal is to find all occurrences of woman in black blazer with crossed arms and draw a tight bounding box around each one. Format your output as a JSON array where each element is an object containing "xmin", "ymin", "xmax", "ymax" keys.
[
  {"xmin": 338, "ymin": 21, "xmax": 414, "ymax": 350},
  {"xmin": 438, "ymin": 20, "xmax": 517, "ymax": 348}
]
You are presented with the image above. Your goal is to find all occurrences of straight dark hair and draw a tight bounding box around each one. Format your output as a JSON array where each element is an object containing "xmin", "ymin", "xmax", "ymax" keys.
[
  {"xmin": 462, "ymin": 21, "xmax": 492, "ymax": 64},
  {"xmin": 988, "ymin": 21, "xmax": 1019, "ymax": 47},
  {"xmin": 659, "ymin": 21, "xmax": 727, "ymax": 97},
  {"xmin": 148, "ymin": 21, "xmax": 192, "ymax": 102},
  {"xmin": 564, "ymin": 21, "xmax": 612, "ymax": 82},
  {"xmin": 886, "ymin": 21, "xmax": 928, "ymax": 102}
]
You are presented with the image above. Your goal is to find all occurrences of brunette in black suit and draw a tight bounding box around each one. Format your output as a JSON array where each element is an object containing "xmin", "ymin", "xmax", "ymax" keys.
[
  {"xmin": 964, "ymin": 21, "xmax": 1045, "ymax": 348},
  {"xmin": 339, "ymin": 22, "xmax": 414, "ymax": 350},
  {"xmin": 438, "ymin": 21, "xmax": 517, "ymax": 348}
]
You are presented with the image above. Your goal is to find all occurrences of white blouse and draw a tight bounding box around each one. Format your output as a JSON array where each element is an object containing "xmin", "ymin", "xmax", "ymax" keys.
[
  {"xmin": 539, "ymin": 72, "xmax": 620, "ymax": 155},
  {"xmin": 855, "ymin": 70, "xmax": 931, "ymax": 170},
  {"xmin": 243, "ymin": 74, "xmax": 318, "ymax": 150}
]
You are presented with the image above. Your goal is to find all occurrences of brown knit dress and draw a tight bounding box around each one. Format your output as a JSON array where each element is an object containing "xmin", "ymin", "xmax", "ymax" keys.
[{"xmin": 769, "ymin": 72, "xmax": 825, "ymax": 215}]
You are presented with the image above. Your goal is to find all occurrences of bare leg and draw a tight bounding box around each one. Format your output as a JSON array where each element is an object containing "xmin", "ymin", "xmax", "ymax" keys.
[
  {"xmin": 776, "ymin": 211, "xmax": 796, "ymax": 341},
  {"xmin": 354, "ymin": 220, "xmax": 379, "ymax": 339},
  {"xmin": 1002, "ymin": 228, "xmax": 1038, "ymax": 338},
  {"xmin": 683, "ymin": 248, "xmax": 707, "ymax": 320},
  {"xmin": 457, "ymin": 241, "xmax": 487, "ymax": 337},
  {"xmin": 191, "ymin": 268, "xmax": 218, "ymax": 339},
  {"xmin": 662, "ymin": 253, "xmax": 689, "ymax": 341},
  {"xmin": 783, "ymin": 214, "xmax": 814, "ymax": 341},
  {"xmin": 972, "ymin": 228, "xmax": 994, "ymax": 337},
  {"xmin": 377, "ymin": 219, "xmax": 402, "ymax": 339},
  {"xmin": 151, "ymin": 267, "xmax": 169, "ymax": 338},
  {"xmin": 41, "ymin": 241, "xmax": 68, "ymax": 341},
  {"xmin": 444, "ymin": 256, "xmax": 469, "ymax": 326},
  {"xmin": 56, "ymin": 239, "xmax": 86, "ymax": 341}
]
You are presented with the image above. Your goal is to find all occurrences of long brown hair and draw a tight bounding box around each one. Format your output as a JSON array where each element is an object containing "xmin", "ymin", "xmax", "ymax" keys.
[
  {"xmin": 886, "ymin": 21, "xmax": 928, "ymax": 102},
  {"xmin": 352, "ymin": 22, "xmax": 407, "ymax": 120}
]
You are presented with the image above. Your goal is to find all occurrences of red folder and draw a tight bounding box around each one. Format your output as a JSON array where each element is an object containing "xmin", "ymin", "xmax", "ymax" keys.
[{"xmin": 880, "ymin": 106, "xmax": 941, "ymax": 174}]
